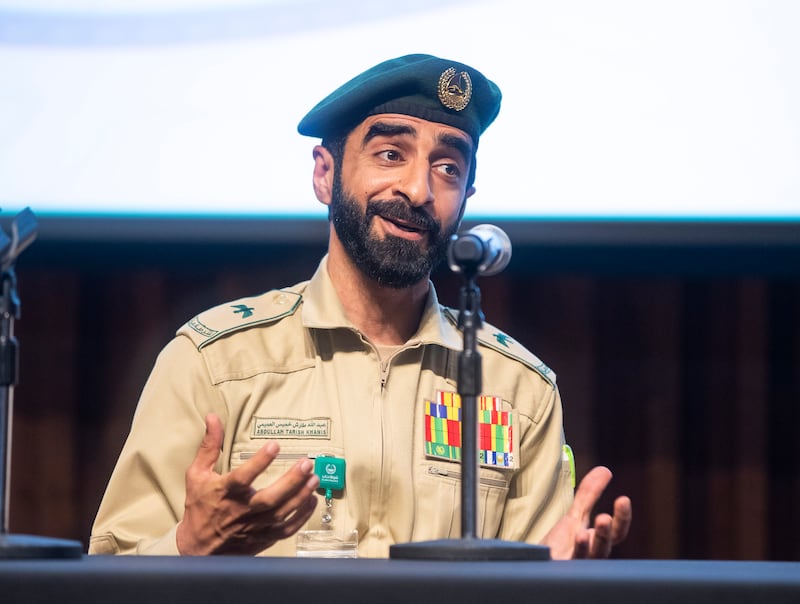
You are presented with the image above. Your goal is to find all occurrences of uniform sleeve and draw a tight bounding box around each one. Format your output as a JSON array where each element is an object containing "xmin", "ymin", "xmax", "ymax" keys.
[
  {"xmin": 89, "ymin": 335, "xmax": 227, "ymax": 555},
  {"xmin": 496, "ymin": 382, "xmax": 574, "ymax": 544}
]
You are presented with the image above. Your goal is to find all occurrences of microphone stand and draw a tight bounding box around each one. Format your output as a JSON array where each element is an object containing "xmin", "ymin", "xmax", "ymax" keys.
[
  {"xmin": 0, "ymin": 208, "xmax": 82, "ymax": 558},
  {"xmin": 390, "ymin": 235, "xmax": 549, "ymax": 560}
]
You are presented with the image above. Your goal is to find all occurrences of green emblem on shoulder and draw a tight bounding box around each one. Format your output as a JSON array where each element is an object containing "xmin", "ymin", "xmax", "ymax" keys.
[
  {"xmin": 179, "ymin": 289, "xmax": 303, "ymax": 349},
  {"xmin": 440, "ymin": 306, "xmax": 557, "ymax": 386},
  {"xmin": 493, "ymin": 332, "xmax": 514, "ymax": 348},
  {"xmin": 231, "ymin": 304, "xmax": 255, "ymax": 319}
]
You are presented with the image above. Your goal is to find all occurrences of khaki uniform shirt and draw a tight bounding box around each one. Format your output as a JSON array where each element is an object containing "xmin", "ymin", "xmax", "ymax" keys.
[{"xmin": 90, "ymin": 257, "xmax": 574, "ymax": 557}]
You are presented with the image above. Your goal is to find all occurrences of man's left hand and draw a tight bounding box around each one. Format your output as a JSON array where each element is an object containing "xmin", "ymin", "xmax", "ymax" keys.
[{"xmin": 541, "ymin": 466, "xmax": 632, "ymax": 559}]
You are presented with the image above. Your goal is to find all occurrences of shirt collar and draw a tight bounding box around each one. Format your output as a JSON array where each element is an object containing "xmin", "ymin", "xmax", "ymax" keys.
[{"xmin": 301, "ymin": 255, "xmax": 462, "ymax": 351}]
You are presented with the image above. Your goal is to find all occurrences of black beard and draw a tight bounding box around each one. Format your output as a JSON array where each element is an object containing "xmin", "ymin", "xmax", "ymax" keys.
[{"xmin": 329, "ymin": 174, "xmax": 459, "ymax": 289}]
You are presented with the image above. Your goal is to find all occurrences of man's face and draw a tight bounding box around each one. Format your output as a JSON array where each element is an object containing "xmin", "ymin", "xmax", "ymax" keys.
[{"xmin": 330, "ymin": 114, "xmax": 475, "ymax": 289}]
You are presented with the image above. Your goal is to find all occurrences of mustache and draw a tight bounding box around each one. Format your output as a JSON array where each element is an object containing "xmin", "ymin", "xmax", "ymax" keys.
[{"xmin": 365, "ymin": 199, "xmax": 441, "ymax": 236}]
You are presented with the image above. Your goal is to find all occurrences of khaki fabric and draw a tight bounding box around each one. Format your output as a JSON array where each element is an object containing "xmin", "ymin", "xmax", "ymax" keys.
[{"xmin": 89, "ymin": 257, "xmax": 573, "ymax": 558}]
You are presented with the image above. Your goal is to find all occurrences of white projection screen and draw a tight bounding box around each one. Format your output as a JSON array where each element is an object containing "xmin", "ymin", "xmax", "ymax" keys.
[{"xmin": 0, "ymin": 0, "xmax": 798, "ymax": 243}]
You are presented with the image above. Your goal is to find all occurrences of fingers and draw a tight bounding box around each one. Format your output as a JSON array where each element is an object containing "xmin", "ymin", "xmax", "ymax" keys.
[
  {"xmin": 221, "ymin": 459, "xmax": 318, "ymax": 552},
  {"xmin": 190, "ymin": 413, "xmax": 225, "ymax": 473},
  {"xmin": 584, "ymin": 496, "xmax": 632, "ymax": 559},
  {"xmin": 226, "ymin": 492, "xmax": 318, "ymax": 555},
  {"xmin": 227, "ymin": 440, "xmax": 282, "ymax": 489},
  {"xmin": 228, "ymin": 449, "xmax": 319, "ymax": 527},
  {"xmin": 611, "ymin": 495, "xmax": 632, "ymax": 544},
  {"xmin": 567, "ymin": 467, "xmax": 633, "ymax": 559},
  {"xmin": 589, "ymin": 513, "xmax": 613, "ymax": 558},
  {"xmin": 272, "ymin": 494, "xmax": 318, "ymax": 539},
  {"xmin": 250, "ymin": 457, "xmax": 319, "ymax": 512},
  {"xmin": 572, "ymin": 530, "xmax": 590, "ymax": 559},
  {"xmin": 570, "ymin": 466, "xmax": 612, "ymax": 521}
]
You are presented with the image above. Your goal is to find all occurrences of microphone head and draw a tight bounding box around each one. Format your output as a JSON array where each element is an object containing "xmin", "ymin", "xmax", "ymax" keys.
[
  {"xmin": 447, "ymin": 223, "xmax": 512, "ymax": 277},
  {"xmin": 469, "ymin": 224, "xmax": 511, "ymax": 276}
]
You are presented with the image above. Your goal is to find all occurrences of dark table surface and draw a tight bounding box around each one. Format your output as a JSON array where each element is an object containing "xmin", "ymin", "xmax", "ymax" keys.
[{"xmin": 2, "ymin": 554, "xmax": 799, "ymax": 604}]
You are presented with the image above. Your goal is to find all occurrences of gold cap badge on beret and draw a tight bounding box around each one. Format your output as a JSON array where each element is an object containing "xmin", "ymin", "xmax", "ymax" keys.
[{"xmin": 438, "ymin": 67, "xmax": 472, "ymax": 112}]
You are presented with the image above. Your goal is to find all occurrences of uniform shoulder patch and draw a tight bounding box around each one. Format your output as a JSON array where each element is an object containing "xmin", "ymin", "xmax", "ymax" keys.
[
  {"xmin": 442, "ymin": 307, "xmax": 556, "ymax": 386},
  {"xmin": 178, "ymin": 289, "xmax": 302, "ymax": 349}
]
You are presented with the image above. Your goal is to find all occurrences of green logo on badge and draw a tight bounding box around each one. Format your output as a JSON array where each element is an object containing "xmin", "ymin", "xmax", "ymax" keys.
[
  {"xmin": 314, "ymin": 456, "xmax": 345, "ymax": 490},
  {"xmin": 231, "ymin": 304, "xmax": 254, "ymax": 319}
]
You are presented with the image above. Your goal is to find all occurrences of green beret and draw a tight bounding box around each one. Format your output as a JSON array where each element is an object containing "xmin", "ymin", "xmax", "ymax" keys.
[{"xmin": 297, "ymin": 53, "xmax": 502, "ymax": 145}]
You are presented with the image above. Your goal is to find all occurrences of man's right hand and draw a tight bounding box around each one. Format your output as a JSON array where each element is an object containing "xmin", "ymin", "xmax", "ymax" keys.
[{"xmin": 176, "ymin": 413, "xmax": 319, "ymax": 555}]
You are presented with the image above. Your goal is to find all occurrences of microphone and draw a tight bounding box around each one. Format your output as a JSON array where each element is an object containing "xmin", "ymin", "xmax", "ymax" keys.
[{"xmin": 447, "ymin": 224, "xmax": 512, "ymax": 277}]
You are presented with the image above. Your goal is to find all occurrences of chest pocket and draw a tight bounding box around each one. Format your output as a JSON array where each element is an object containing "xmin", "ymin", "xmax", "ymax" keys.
[{"xmin": 412, "ymin": 460, "xmax": 511, "ymax": 540}]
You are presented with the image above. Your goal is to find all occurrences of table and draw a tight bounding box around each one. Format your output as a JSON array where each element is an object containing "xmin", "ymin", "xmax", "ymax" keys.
[{"xmin": 1, "ymin": 556, "xmax": 799, "ymax": 604}]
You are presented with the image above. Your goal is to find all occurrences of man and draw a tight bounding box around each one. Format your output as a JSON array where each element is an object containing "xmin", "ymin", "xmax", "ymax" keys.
[{"xmin": 89, "ymin": 54, "xmax": 631, "ymax": 559}]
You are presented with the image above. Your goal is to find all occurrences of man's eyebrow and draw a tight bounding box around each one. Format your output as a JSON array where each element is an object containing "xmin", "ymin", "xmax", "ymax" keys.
[
  {"xmin": 437, "ymin": 133, "xmax": 473, "ymax": 163},
  {"xmin": 362, "ymin": 121, "xmax": 417, "ymax": 146},
  {"xmin": 362, "ymin": 121, "xmax": 474, "ymax": 161}
]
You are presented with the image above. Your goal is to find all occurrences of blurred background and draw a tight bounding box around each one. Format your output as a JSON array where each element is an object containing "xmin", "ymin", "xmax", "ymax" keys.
[{"xmin": 1, "ymin": 0, "xmax": 798, "ymax": 559}]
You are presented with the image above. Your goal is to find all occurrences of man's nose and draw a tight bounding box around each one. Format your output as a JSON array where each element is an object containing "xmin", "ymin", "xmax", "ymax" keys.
[{"xmin": 395, "ymin": 161, "xmax": 434, "ymax": 207}]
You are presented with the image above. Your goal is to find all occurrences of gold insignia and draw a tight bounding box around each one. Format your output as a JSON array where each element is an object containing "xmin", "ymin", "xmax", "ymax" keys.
[{"xmin": 438, "ymin": 67, "xmax": 472, "ymax": 111}]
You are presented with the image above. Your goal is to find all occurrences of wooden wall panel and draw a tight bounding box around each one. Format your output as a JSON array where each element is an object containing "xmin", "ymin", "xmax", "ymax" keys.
[{"xmin": 5, "ymin": 241, "xmax": 799, "ymax": 561}]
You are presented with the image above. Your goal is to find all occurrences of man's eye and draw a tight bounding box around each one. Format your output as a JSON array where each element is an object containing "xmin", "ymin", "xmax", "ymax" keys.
[
  {"xmin": 437, "ymin": 163, "xmax": 461, "ymax": 178},
  {"xmin": 378, "ymin": 150, "xmax": 402, "ymax": 162}
]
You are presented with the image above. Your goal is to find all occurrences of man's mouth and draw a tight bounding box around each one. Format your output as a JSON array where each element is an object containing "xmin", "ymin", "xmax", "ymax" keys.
[
  {"xmin": 382, "ymin": 215, "xmax": 427, "ymax": 234},
  {"xmin": 366, "ymin": 199, "xmax": 440, "ymax": 240}
]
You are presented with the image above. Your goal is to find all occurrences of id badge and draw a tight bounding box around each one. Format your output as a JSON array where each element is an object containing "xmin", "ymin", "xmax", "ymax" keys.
[{"xmin": 295, "ymin": 456, "xmax": 358, "ymax": 558}]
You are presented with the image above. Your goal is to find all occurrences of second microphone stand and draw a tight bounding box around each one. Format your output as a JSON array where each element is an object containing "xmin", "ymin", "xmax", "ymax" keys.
[{"xmin": 0, "ymin": 208, "xmax": 82, "ymax": 559}]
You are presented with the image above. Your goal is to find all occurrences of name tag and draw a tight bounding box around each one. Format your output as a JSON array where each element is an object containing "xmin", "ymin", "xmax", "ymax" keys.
[{"xmin": 252, "ymin": 417, "xmax": 331, "ymax": 439}]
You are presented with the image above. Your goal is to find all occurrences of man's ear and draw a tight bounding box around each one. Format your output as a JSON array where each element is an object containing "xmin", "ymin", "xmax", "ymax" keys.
[{"xmin": 312, "ymin": 145, "xmax": 335, "ymax": 206}]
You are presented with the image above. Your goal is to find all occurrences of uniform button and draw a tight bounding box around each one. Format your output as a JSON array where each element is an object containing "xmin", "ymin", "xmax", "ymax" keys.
[{"xmin": 275, "ymin": 293, "xmax": 289, "ymax": 305}]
